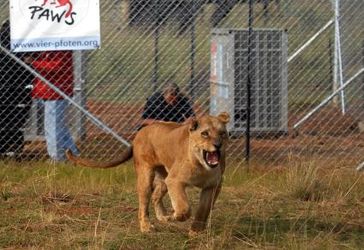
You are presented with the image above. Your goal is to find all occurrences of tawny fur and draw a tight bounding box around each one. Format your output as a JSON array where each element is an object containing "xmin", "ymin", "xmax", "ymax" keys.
[{"xmin": 66, "ymin": 112, "xmax": 230, "ymax": 235}]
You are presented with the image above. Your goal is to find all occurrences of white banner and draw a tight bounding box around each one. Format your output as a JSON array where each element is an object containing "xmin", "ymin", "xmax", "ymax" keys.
[{"xmin": 9, "ymin": 0, "xmax": 100, "ymax": 52}]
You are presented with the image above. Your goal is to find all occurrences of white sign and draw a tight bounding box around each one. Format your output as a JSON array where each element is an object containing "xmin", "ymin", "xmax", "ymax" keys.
[{"xmin": 10, "ymin": 0, "xmax": 100, "ymax": 52}]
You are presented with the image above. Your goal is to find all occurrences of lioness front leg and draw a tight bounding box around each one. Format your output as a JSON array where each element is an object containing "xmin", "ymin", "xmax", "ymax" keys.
[
  {"xmin": 165, "ymin": 177, "xmax": 191, "ymax": 222},
  {"xmin": 189, "ymin": 182, "xmax": 221, "ymax": 235}
]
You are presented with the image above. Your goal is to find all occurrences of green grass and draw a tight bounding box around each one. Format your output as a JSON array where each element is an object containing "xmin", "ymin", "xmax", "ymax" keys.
[{"xmin": 0, "ymin": 160, "xmax": 363, "ymax": 249}]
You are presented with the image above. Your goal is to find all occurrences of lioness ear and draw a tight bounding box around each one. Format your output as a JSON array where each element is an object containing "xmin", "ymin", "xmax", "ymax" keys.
[
  {"xmin": 217, "ymin": 112, "xmax": 230, "ymax": 124},
  {"xmin": 189, "ymin": 117, "xmax": 199, "ymax": 131}
]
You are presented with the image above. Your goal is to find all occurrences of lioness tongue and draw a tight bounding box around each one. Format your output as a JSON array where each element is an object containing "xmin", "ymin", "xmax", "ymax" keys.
[{"xmin": 207, "ymin": 152, "xmax": 219, "ymax": 165}]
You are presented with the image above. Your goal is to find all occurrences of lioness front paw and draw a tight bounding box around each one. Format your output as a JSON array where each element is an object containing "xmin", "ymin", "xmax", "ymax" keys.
[
  {"xmin": 140, "ymin": 222, "xmax": 155, "ymax": 233},
  {"xmin": 173, "ymin": 210, "xmax": 191, "ymax": 222}
]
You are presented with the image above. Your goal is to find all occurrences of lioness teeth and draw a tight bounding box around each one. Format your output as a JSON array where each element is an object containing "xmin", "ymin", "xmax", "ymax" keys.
[{"xmin": 206, "ymin": 151, "xmax": 219, "ymax": 165}]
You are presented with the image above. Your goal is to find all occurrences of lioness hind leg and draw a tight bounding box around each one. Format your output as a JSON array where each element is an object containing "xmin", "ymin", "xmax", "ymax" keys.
[
  {"xmin": 152, "ymin": 175, "xmax": 169, "ymax": 222},
  {"xmin": 189, "ymin": 183, "xmax": 221, "ymax": 236},
  {"xmin": 136, "ymin": 166, "xmax": 155, "ymax": 233}
]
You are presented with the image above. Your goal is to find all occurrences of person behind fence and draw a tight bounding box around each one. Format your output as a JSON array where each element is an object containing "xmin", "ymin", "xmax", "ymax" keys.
[
  {"xmin": 141, "ymin": 81, "xmax": 195, "ymax": 127},
  {"xmin": 31, "ymin": 50, "xmax": 79, "ymax": 162},
  {"xmin": 0, "ymin": 19, "xmax": 33, "ymax": 155}
]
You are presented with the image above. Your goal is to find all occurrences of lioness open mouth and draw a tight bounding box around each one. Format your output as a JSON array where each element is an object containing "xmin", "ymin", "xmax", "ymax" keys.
[{"xmin": 203, "ymin": 150, "xmax": 220, "ymax": 168}]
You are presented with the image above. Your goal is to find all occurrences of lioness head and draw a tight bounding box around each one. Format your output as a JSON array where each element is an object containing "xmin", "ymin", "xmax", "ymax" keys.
[{"xmin": 188, "ymin": 112, "xmax": 230, "ymax": 170}]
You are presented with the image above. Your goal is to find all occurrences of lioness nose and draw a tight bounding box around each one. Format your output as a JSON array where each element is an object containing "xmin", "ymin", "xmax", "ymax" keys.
[{"xmin": 214, "ymin": 142, "xmax": 222, "ymax": 149}]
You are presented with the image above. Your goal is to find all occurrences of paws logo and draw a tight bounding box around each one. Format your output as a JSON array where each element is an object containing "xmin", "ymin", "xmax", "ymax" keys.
[
  {"xmin": 41, "ymin": 0, "xmax": 73, "ymax": 18},
  {"xmin": 29, "ymin": 0, "xmax": 77, "ymax": 25}
]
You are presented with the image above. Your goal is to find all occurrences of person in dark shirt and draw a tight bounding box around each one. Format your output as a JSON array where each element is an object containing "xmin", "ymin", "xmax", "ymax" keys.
[
  {"xmin": 141, "ymin": 82, "xmax": 195, "ymax": 126},
  {"xmin": 0, "ymin": 20, "xmax": 33, "ymax": 154},
  {"xmin": 0, "ymin": 20, "xmax": 33, "ymax": 102}
]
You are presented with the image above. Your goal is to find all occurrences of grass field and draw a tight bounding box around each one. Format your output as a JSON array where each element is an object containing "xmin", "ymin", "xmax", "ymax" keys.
[
  {"xmin": 0, "ymin": 2, "xmax": 363, "ymax": 248},
  {"xmin": 1, "ymin": 159, "xmax": 363, "ymax": 249}
]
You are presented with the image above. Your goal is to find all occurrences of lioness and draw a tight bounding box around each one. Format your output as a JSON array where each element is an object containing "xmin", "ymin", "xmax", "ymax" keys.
[{"xmin": 66, "ymin": 112, "xmax": 230, "ymax": 235}]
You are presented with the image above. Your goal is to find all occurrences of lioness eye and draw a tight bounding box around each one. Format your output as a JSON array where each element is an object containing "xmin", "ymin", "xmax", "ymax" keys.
[
  {"xmin": 201, "ymin": 131, "xmax": 209, "ymax": 138},
  {"xmin": 220, "ymin": 131, "xmax": 226, "ymax": 137}
]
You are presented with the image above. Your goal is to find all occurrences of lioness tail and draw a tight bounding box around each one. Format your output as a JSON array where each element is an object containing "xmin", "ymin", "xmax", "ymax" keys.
[{"xmin": 65, "ymin": 147, "xmax": 133, "ymax": 168}]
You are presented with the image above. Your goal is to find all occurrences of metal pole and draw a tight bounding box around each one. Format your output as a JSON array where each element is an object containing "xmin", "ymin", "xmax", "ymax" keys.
[
  {"xmin": 357, "ymin": 161, "xmax": 364, "ymax": 171},
  {"xmin": 245, "ymin": 0, "xmax": 253, "ymax": 162},
  {"xmin": 293, "ymin": 67, "xmax": 364, "ymax": 129},
  {"xmin": 189, "ymin": 1, "xmax": 196, "ymax": 99},
  {"xmin": 334, "ymin": 0, "xmax": 346, "ymax": 114},
  {"xmin": 0, "ymin": 44, "xmax": 131, "ymax": 148},
  {"xmin": 73, "ymin": 51, "xmax": 87, "ymax": 141},
  {"xmin": 263, "ymin": 0, "xmax": 269, "ymax": 24},
  {"xmin": 288, "ymin": 19, "xmax": 334, "ymax": 63},
  {"xmin": 153, "ymin": 0, "xmax": 160, "ymax": 90},
  {"xmin": 333, "ymin": 9, "xmax": 339, "ymax": 106}
]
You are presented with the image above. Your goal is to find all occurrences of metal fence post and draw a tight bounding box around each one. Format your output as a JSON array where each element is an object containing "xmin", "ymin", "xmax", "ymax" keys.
[
  {"xmin": 333, "ymin": 0, "xmax": 346, "ymax": 114},
  {"xmin": 72, "ymin": 50, "xmax": 87, "ymax": 142},
  {"xmin": 245, "ymin": 0, "xmax": 254, "ymax": 163}
]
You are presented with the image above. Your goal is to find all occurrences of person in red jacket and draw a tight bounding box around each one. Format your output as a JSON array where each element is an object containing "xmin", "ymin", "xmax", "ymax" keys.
[{"xmin": 32, "ymin": 50, "xmax": 79, "ymax": 162}]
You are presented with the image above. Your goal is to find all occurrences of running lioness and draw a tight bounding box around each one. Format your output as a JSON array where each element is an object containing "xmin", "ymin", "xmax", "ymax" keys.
[{"xmin": 66, "ymin": 112, "xmax": 230, "ymax": 235}]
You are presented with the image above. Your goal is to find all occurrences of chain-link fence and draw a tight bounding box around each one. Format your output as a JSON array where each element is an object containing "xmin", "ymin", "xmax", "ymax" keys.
[{"xmin": 0, "ymin": 0, "xmax": 363, "ymax": 168}]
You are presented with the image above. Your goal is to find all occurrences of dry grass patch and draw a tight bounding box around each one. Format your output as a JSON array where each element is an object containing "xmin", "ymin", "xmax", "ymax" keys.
[
  {"xmin": 285, "ymin": 162, "xmax": 329, "ymax": 201},
  {"xmin": 0, "ymin": 160, "xmax": 363, "ymax": 249}
]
